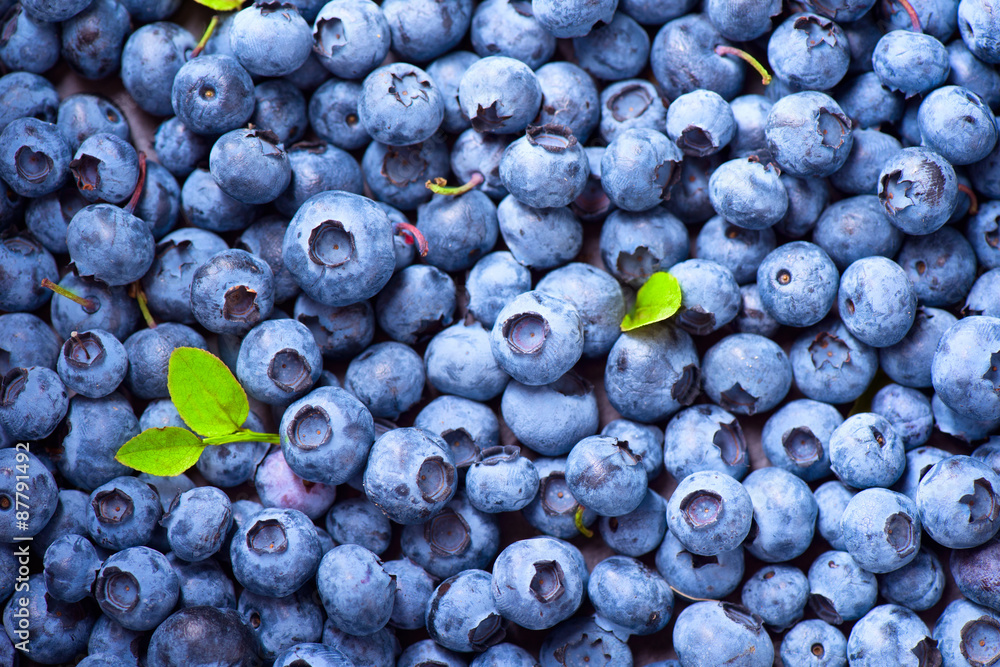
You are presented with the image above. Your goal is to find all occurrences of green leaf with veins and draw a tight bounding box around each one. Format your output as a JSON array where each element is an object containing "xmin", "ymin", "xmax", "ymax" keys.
[
  {"xmin": 167, "ymin": 347, "xmax": 249, "ymax": 437},
  {"xmin": 115, "ymin": 427, "xmax": 207, "ymax": 477},
  {"xmin": 620, "ymin": 272, "xmax": 683, "ymax": 331},
  {"xmin": 192, "ymin": 0, "xmax": 244, "ymax": 10}
]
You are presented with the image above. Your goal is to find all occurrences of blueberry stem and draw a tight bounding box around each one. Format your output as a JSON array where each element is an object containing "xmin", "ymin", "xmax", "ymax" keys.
[
  {"xmin": 574, "ymin": 506, "xmax": 593, "ymax": 538},
  {"xmin": 128, "ymin": 281, "xmax": 157, "ymax": 329},
  {"xmin": 202, "ymin": 429, "xmax": 280, "ymax": 446},
  {"xmin": 124, "ymin": 152, "xmax": 146, "ymax": 215},
  {"xmin": 714, "ymin": 46, "xmax": 772, "ymax": 85},
  {"xmin": 669, "ymin": 585, "xmax": 715, "ymax": 602},
  {"xmin": 393, "ymin": 221, "xmax": 429, "ymax": 257},
  {"xmin": 893, "ymin": 0, "xmax": 923, "ymax": 32},
  {"xmin": 425, "ymin": 172, "xmax": 484, "ymax": 196},
  {"xmin": 958, "ymin": 183, "xmax": 979, "ymax": 214},
  {"xmin": 190, "ymin": 15, "xmax": 219, "ymax": 59},
  {"xmin": 40, "ymin": 278, "xmax": 99, "ymax": 313}
]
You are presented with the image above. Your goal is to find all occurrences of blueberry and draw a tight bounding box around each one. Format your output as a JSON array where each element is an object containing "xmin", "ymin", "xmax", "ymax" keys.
[
  {"xmin": 344, "ymin": 341, "xmax": 424, "ymax": 419},
  {"xmin": 57, "ymin": 394, "xmax": 138, "ymax": 491},
  {"xmin": 363, "ymin": 427, "xmax": 456, "ymax": 524},
  {"xmin": 838, "ymin": 256, "xmax": 916, "ymax": 348},
  {"xmin": 694, "ymin": 216, "xmax": 776, "ymax": 285},
  {"xmin": 326, "ymin": 497, "xmax": 391, "ymax": 555},
  {"xmin": 87, "ymin": 475, "xmax": 162, "ymax": 551},
  {"xmin": 383, "ymin": 557, "xmax": 436, "ymax": 630},
  {"xmin": 0, "ymin": 365, "xmax": 67, "ymax": 441},
  {"xmin": 375, "ymin": 265, "xmax": 456, "ymax": 344},
  {"xmin": 470, "ymin": 643, "xmax": 538, "ymax": 667},
  {"xmin": 740, "ymin": 564, "xmax": 810, "ymax": 631},
  {"xmin": 317, "ymin": 544, "xmax": 395, "ymax": 637},
  {"xmin": 34, "ymin": 488, "xmax": 91, "ymax": 553},
  {"xmin": 743, "ymin": 467, "xmax": 818, "ymax": 562},
  {"xmin": 145, "ymin": 607, "xmax": 262, "ymax": 667},
  {"xmin": 918, "ymin": 85, "xmax": 997, "ymax": 165},
  {"xmin": 598, "ymin": 489, "xmax": 667, "ymax": 557},
  {"xmin": 780, "ymin": 619, "xmax": 848, "ymax": 666},
  {"xmin": 737, "ymin": 283, "xmax": 782, "ymax": 337},
  {"xmin": 757, "ymin": 241, "xmax": 839, "ymax": 328},
  {"xmin": 230, "ymin": 507, "xmax": 322, "ymax": 598},
  {"xmin": 598, "ymin": 79, "xmax": 668, "ymax": 144},
  {"xmin": 123, "ymin": 323, "xmax": 207, "ymax": 400},
  {"xmin": 496, "ymin": 194, "xmax": 584, "ymax": 270},
  {"xmin": 427, "ymin": 569, "xmax": 507, "ymax": 652},
  {"xmin": 312, "ymin": 0, "xmax": 391, "ymax": 79},
  {"xmin": 275, "ymin": 142, "xmax": 363, "ymax": 217},
  {"xmin": 308, "ymin": 79, "xmax": 369, "ymax": 151},
  {"xmin": 414, "ymin": 394, "xmax": 500, "ymax": 473},
  {"xmin": 533, "ymin": 62, "xmax": 601, "ymax": 143},
  {"xmin": 663, "ymin": 404, "xmax": 749, "ymax": 481},
  {"xmin": 931, "ymin": 315, "xmax": 1000, "ymax": 422},
  {"xmin": 812, "ymin": 195, "xmax": 903, "ymax": 271},
  {"xmin": 400, "ymin": 491, "xmax": 498, "ymax": 576},
  {"xmin": 656, "ymin": 528, "xmax": 745, "ymax": 600},
  {"xmin": 873, "ymin": 31, "xmax": 951, "ymax": 98},
  {"xmin": 24, "ymin": 186, "xmax": 88, "ymax": 254},
  {"xmin": 171, "ymin": 54, "xmax": 255, "ymax": 136},
  {"xmin": 670, "ymin": 258, "xmax": 742, "ymax": 335},
  {"xmin": 237, "ymin": 318, "xmax": 322, "ymax": 405},
  {"xmin": 466, "ymin": 251, "xmax": 532, "ymax": 328},
  {"xmin": 358, "ymin": 63, "xmax": 445, "ymax": 147},
  {"xmin": 877, "ymin": 146, "xmax": 958, "ymax": 235},
  {"xmin": 871, "ymin": 384, "xmax": 934, "ymax": 450},
  {"xmin": 424, "ymin": 321, "xmax": 510, "ymax": 402},
  {"xmin": 381, "ymin": 0, "xmax": 473, "ymax": 62},
  {"xmin": 21, "ymin": 0, "xmax": 92, "ymax": 21},
  {"xmin": 667, "ymin": 470, "xmax": 753, "ymax": 556},
  {"xmin": 273, "ymin": 643, "xmax": 354, "ymax": 667},
  {"xmin": 847, "ymin": 604, "xmax": 940, "ymax": 666},
  {"xmin": 878, "ymin": 548, "xmax": 945, "ymax": 611},
  {"xmin": 0, "ymin": 117, "xmax": 71, "ymax": 198},
  {"xmin": 42, "ymin": 533, "xmax": 102, "ymax": 603},
  {"xmin": 840, "ymin": 487, "xmax": 921, "ymax": 573},
  {"xmin": 489, "ymin": 291, "xmax": 583, "ymax": 387},
  {"xmin": 398, "ymin": 640, "xmax": 466, "ymax": 667},
  {"xmin": 450, "ymin": 128, "xmax": 510, "ymax": 200},
  {"xmin": 255, "ymin": 449, "xmax": 338, "ymax": 521},
  {"xmin": 501, "ymin": 373, "xmax": 597, "ymax": 457},
  {"xmin": 521, "ymin": 456, "xmax": 597, "ymax": 539},
  {"xmin": 836, "ymin": 72, "xmax": 905, "ymax": 132},
  {"xmin": 60, "ymin": 0, "xmax": 130, "ymax": 80},
  {"xmin": 651, "ymin": 14, "xmax": 746, "ymax": 101},
  {"xmin": 168, "ymin": 554, "xmax": 236, "ymax": 609},
  {"xmin": 470, "ymin": 0, "xmax": 554, "ymax": 70},
  {"xmin": 162, "ymin": 486, "xmax": 233, "ymax": 562},
  {"xmin": 574, "ymin": 12, "xmax": 651, "ymax": 81},
  {"xmin": 466, "ymin": 446, "xmax": 539, "ymax": 513},
  {"xmin": 86, "ymin": 610, "xmax": 147, "ymax": 666},
  {"xmin": 768, "ymin": 13, "xmax": 850, "ymax": 91},
  {"xmin": 566, "ymin": 435, "xmax": 647, "ymax": 517},
  {"xmin": 588, "ymin": 555, "xmax": 673, "ymax": 637},
  {"xmin": 95, "ymin": 546, "xmax": 180, "ymax": 631},
  {"xmin": 808, "ymin": 550, "xmax": 878, "ymax": 624},
  {"xmin": 932, "ymin": 598, "xmax": 1000, "ymax": 666},
  {"xmin": 916, "ymin": 455, "xmax": 1000, "ymax": 549},
  {"xmin": 762, "ymin": 398, "xmax": 842, "ymax": 481},
  {"xmin": 673, "ymin": 602, "xmax": 773, "ymax": 667},
  {"xmin": 0, "ymin": 232, "xmax": 58, "ymax": 313},
  {"xmin": 599, "ymin": 206, "xmax": 690, "ymax": 288},
  {"xmin": 702, "ymin": 333, "xmax": 793, "ymax": 415},
  {"xmin": 766, "ymin": 91, "xmax": 854, "ymax": 178},
  {"xmin": 229, "ymin": 2, "xmax": 312, "ymax": 77},
  {"xmin": 602, "ymin": 128, "xmax": 683, "ymax": 213},
  {"xmin": 238, "ymin": 587, "xmax": 324, "ymax": 659},
  {"xmin": 181, "ymin": 167, "xmax": 257, "ymax": 233},
  {"xmin": 966, "ymin": 268, "xmax": 1000, "ymax": 317},
  {"xmin": 933, "ymin": 391, "xmax": 1000, "ymax": 444},
  {"xmin": 880, "ymin": 307, "xmax": 956, "ymax": 389},
  {"xmin": 190, "ymin": 248, "xmax": 275, "ymax": 335},
  {"xmin": 967, "ymin": 200, "xmax": 1000, "ymax": 270},
  {"xmin": 2, "ymin": 574, "xmax": 95, "ymax": 664},
  {"xmin": 0, "ymin": 6, "xmax": 57, "ymax": 75},
  {"xmin": 0, "ymin": 70, "xmax": 57, "ymax": 132},
  {"xmin": 121, "ymin": 23, "xmax": 196, "ymax": 117},
  {"xmin": 458, "ymin": 55, "xmax": 542, "ymax": 135},
  {"xmin": 948, "ymin": 39, "xmax": 1000, "ymax": 108},
  {"xmin": 490, "ymin": 536, "xmax": 585, "ymax": 630},
  {"xmin": 499, "ymin": 125, "xmax": 589, "ymax": 209},
  {"xmin": 209, "ymin": 128, "xmax": 291, "ymax": 205}
]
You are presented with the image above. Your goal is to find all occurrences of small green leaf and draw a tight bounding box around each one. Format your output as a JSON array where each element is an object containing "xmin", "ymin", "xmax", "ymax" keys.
[
  {"xmin": 620, "ymin": 272, "xmax": 683, "ymax": 331},
  {"xmin": 115, "ymin": 427, "xmax": 206, "ymax": 477},
  {"xmin": 192, "ymin": 0, "xmax": 244, "ymax": 10},
  {"xmin": 168, "ymin": 347, "xmax": 249, "ymax": 438}
]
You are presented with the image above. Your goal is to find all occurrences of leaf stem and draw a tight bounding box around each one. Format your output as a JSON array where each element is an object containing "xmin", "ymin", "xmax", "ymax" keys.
[
  {"xmin": 202, "ymin": 429, "xmax": 281, "ymax": 446},
  {"xmin": 191, "ymin": 15, "xmax": 219, "ymax": 59},
  {"xmin": 574, "ymin": 506, "xmax": 593, "ymax": 538},
  {"xmin": 129, "ymin": 281, "xmax": 157, "ymax": 329},
  {"xmin": 714, "ymin": 45, "xmax": 772, "ymax": 85},
  {"xmin": 393, "ymin": 221, "xmax": 429, "ymax": 257},
  {"xmin": 425, "ymin": 173, "xmax": 484, "ymax": 196},
  {"xmin": 125, "ymin": 152, "xmax": 146, "ymax": 215},
  {"xmin": 41, "ymin": 278, "xmax": 99, "ymax": 313}
]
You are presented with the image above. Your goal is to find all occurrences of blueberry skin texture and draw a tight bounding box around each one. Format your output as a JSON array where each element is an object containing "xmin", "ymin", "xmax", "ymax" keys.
[
  {"xmin": 255, "ymin": 449, "xmax": 338, "ymax": 520},
  {"xmin": 229, "ymin": 2, "xmax": 312, "ymax": 77},
  {"xmin": 293, "ymin": 295, "xmax": 374, "ymax": 362},
  {"xmin": 762, "ymin": 399, "xmax": 842, "ymax": 481},
  {"xmin": 871, "ymin": 384, "xmax": 933, "ymax": 450},
  {"xmin": 0, "ymin": 233, "xmax": 57, "ymax": 313},
  {"xmin": 574, "ymin": 12, "xmax": 650, "ymax": 81},
  {"xmin": 500, "ymin": 125, "xmax": 589, "ymax": 209},
  {"xmin": 426, "ymin": 569, "xmax": 507, "ymax": 653},
  {"xmin": 466, "ymin": 446, "xmax": 539, "ymax": 513},
  {"xmin": 237, "ymin": 215, "xmax": 301, "ymax": 304},
  {"xmin": 873, "ymin": 30, "xmax": 950, "ymax": 98},
  {"xmin": 967, "ymin": 200, "xmax": 1000, "ymax": 270},
  {"xmin": 382, "ymin": 557, "xmax": 436, "ymax": 630},
  {"xmin": 540, "ymin": 615, "xmax": 634, "ymax": 667},
  {"xmin": 740, "ymin": 564, "xmax": 810, "ymax": 631},
  {"xmin": 0, "ymin": 314, "xmax": 61, "ymax": 375},
  {"xmin": 467, "ymin": 251, "xmax": 532, "ymax": 328},
  {"xmin": 601, "ymin": 419, "xmax": 664, "ymax": 482},
  {"xmin": 312, "ymin": 0, "xmax": 391, "ymax": 79},
  {"xmin": 21, "ymin": 0, "xmax": 91, "ymax": 21},
  {"xmin": 601, "ymin": 128, "xmax": 682, "ymax": 213},
  {"xmin": 650, "ymin": 14, "xmax": 746, "ymax": 102},
  {"xmin": 879, "ymin": 548, "xmax": 945, "ymax": 611},
  {"xmin": 251, "ymin": 80, "xmax": 308, "ymax": 147},
  {"xmin": 398, "ymin": 640, "xmax": 466, "ymax": 667},
  {"xmin": 757, "ymin": 241, "xmax": 839, "ymax": 328},
  {"xmin": 458, "ymin": 56, "xmax": 542, "ymax": 135},
  {"xmin": 190, "ymin": 248, "xmax": 276, "ymax": 336},
  {"xmin": 124, "ymin": 323, "xmax": 207, "ymax": 400},
  {"xmin": 847, "ymin": 605, "xmax": 939, "ymax": 667},
  {"xmin": 145, "ymin": 607, "xmax": 263, "ymax": 667},
  {"xmin": 898, "ymin": 226, "xmax": 977, "ymax": 308},
  {"xmin": 934, "ymin": 392, "xmax": 1000, "ymax": 444},
  {"xmin": 829, "ymin": 128, "xmax": 902, "ymax": 195},
  {"xmin": 2, "ymin": 574, "xmax": 95, "ymax": 664},
  {"xmin": 275, "ymin": 141, "xmax": 363, "ymax": 217},
  {"xmin": 362, "ymin": 135, "xmax": 449, "ymax": 211},
  {"xmin": 282, "ymin": 190, "xmax": 396, "ymax": 307},
  {"xmin": 960, "ymin": 0, "xmax": 1000, "ymax": 63},
  {"xmin": 565, "ymin": 435, "xmax": 647, "ymax": 518},
  {"xmin": 181, "ymin": 168, "xmax": 257, "ymax": 233},
  {"xmin": 918, "ymin": 86, "xmax": 997, "ymax": 165},
  {"xmin": 673, "ymin": 602, "xmax": 773, "ymax": 667},
  {"xmin": 470, "ymin": 0, "xmax": 554, "ymax": 70},
  {"xmin": 87, "ymin": 475, "xmax": 162, "ymax": 551},
  {"xmin": 58, "ymin": 394, "xmax": 138, "ymax": 492},
  {"xmin": 743, "ymin": 467, "xmax": 819, "ymax": 562},
  {"xmin": 424, "ymin": 321, "xmax": 510, "ymax": 402},
  {"xmin": 836, "ymin": 72, "xmax": 905, "ymax": 132},
  {"xmin": 532, "ymin": 0, "xmax": 615, "ymax": 37},
  {"xmin": 0, "ymin": 117, "xmax": 71, "ymax": 198},
  {"xmin": 67, "ymin": 204, "xmax": 155, "ymax": 287},
  {"xmin": 471, "ymin": 643, "xmax": 538, "ymax": 667},
  {"xmin": 135, "ymin": 161, "xmax": 181, "ymax": 240},
  {"xmin": 43, "ymin": 534, "xmax": 102, "ymax": 603},
  {"xmin": 210, "ymin": 128, "xmax": 291, "ymax": 205},
  {"xmin": 768, "ymin": 13, "xmax": 850, "ymax": 91},
  {"xmin": 94, "ymin": 547, "xmax": 180, "ymax": 632},
  {"xmin": 893, "ymin": 446, "xmax": 951, "ymax": 502},
  {"xmin": 230, "ymin": 507, "xmax": 321, "ymax": 598},
  {"xmin": 308, "ymin": 79, "xmax": 369, "ymax": 151},
  {"xmin": 916, "ymin": 455, "xmax": 1000, "ymax": 549},
  {"xmin": 414, "ymin": 393, "xmax": 500, "ymax": 470},
  {"xmin": 781, "ymin": 619, "xmax": 848, "ymax": 666},
  {"xmin": 532, "ymin": 63, "xmax": 601, "ymax": 139},
  {"xmin": 121, "ymin": 22, "xmax": 197, "ymax": 117},
  {"xmin": 664, "ymin": 91, "xmax": 735, "ymax": 159},
  {"xmin": 317, "ymin": 544, "xmax": 395, "ymax": 637},
  {"xmin": 237, "ymin": 318, "xmax": 321, "ymax": 406},
  {"xmin": 274, "ymin": 643, "xmax": 353, "ymax": 667},
  {"xmin": 932, "ymin": 316, "xmax": 1000, "ymax": 422},
  {"xmin": 779, "ymin": 175, "xmax": 833, "ymax": 239},
  {"xmin": 708, "ymin": 158, "xmax": 788, "ymax": 232},
  {"xmin": 932, "ymin": 598, "xmax": 1000, "ymax": 666},
  {"xmin": 949, "ymin": 39, "xmax": 1000, "ymax": 108},
  {"xmin": 34, "ymin": 488, "xmax": 91, "ymax": 554},
  {"xmin": 415, "ymin": 191, "xmax": 498, "ymax": 273},
  {"xmin": 358, "ymin": 63, "xmax": 444, "ymax": 147},
  {"xmin": 0, "ymin": 448, "xmax": 57, "ymax": 541},
  {"xmin": 171, "ymin": 555, "xmax": 237, "ymax": 609},
  {"xmin": 496, "ymin": 197, "xmax": 584, "ymax": 271},
  {"xmin": 490, "ymin": 536, "xmax": 585, "ymax": 630},
  {"xmin": 344, "ymin": 341, "xmax": 424, "ymax": 419},
  {"xmin": 86, "ymin": 610, "xmax": 148, "ymax": 667},
  {"xmin": 588, "ymin": 556, "xmax": 673, "ymax": 636},
  {"xmin": 0, "ymin": 70, "xmax": 58, "ymax": 133},
  {"xmin": 702, "ymin": 333, "xmax": 793, "ymax": 416},
  {"xmin": 326, "ymin": 497, "xmax": 391, "ymax": 555},
  {"xmin": 598, "ymin": 489, "xmax": 667, "ymax": 557},
  {"xmin": 171, "ymin": 55, "xmax": 256, "ymax": 136},
  {"xmin": 0, "ymin": 366, "xmax": 67, "ymax": 442},
  {"xmin": 141, "ymin": 228, "xmax": 229, "ymax": 325},
  {"xmin": 598, "ymin": 79, "xmax": 667, "ymax": 144},
  {"xmin": 967, "ymin": 268, "xmax": 1000, "ymax": 317},
  {"xmin": 280, "ymin": 386, "xmax": 375, "ymax": 486},
  {"xmin": 162, "ymin": 486, "xmax": 233, "ymax": 562},
  {"xmin": 808, "ymin": 550, "xmax": 879, "ymax": 624},
  {"xmin": 536, "ymin": 262, "xmax": 626, "ymax": 358},
  {"xmin": 598, "ymin": 206, "xmax": 689, "ymax": 289},
  {"xmin": 604, "ymin": 321, "xmax": 701, "ymax": 424},
  {"xmin": 812, "ymin": 195, "xmax": 903, "ymax": 271},
  {"xmin": 656, "ymin": 529, "xmax": 745, "ymax": 600},
  {"xmin": 840, "ymin": 488, "xmax": 921, "ymax": 574},
  {"xmin": 24, "ymin": 187, "xmax": 88, "ymax": 254},
  {"xmin": 952, "ymin": 535, "xmax": 1000, "ymax": 610},
  {"xmin": 829, "ymin": 412, "xmax": 906, "ymax": 489},
  {"xmin": 670, "ymin": 259, "xmax": 741, "ymax": 335},
  {"xmin": 0, "ymin": 4, "xmax": 60, "ymax": 74},
  {"xmin": 737, "ymin": 283, "xmax": 782, "ymax": 337},
  {"xmin": 837, "ymin": 256, "xmax": 916, "ymax": 349},
  {"xmin": 451, "ymin": 128, "xmax": 510, "ymax": 200},
  {"xmin": 489, "ymin": 291, "xmax": 583, "ymax": 387},
  {"xmin": 766, "ymin": 91, "xmax": 854, "ymax": 178},
  {"xmin": 401, "ymin": 491, "xmax": 501, "ymax": 579},
  {"xmin": 61, "ymin": 0, "xmax": 130, "ymax": 80},
  {"xmin": 238, "ymin": 588, "xmax": 324, "ymax": 660},
  {"xmin": 666, "ymin": 470, "xmax": 753, "ymax": 557},
  {"xmin": 707, "ymin": 0, "xmax": 782, "ymax": 41},
  {"xmin": 877, "ymin": 147, "xmax": 958, "ymax": 235},
  {"xmin": 381, "ymin": 0, "xmax": 473, "ymax": 63},
  {"xmin": 363, "ymin": 427, "xmax": 457, "ymax": 525}
]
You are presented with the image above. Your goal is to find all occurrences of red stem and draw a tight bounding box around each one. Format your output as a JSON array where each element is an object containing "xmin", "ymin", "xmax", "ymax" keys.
[
  {"xmin": 125, "ymin": 152, "xmax": 146, "ymax": 215},
  {"xmin": 393, "ymin": 221, "xmax": 429, "ymax": 257},
  {"xmin": 958, "ymin": 183, "xmax": 979, "ymax": 214},
  {"xmin": 894, "ymin": 0, "xmax": 923, "ymax": 32}
]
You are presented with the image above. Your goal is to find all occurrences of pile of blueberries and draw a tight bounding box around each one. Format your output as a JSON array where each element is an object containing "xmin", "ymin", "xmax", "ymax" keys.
[{"xmin": 4, "ymin": 0, "xmax": 1000, "ymax": 664}]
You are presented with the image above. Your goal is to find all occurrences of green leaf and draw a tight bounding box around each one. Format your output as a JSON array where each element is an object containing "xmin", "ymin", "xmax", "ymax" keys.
[
  {"xmin": 167, "ymin": 347, "xmax": 249, "ymax": 438},
  {"xmin": 620, "ymin": 272, "xmax": 683, "ymax": 331},
  {"xmin": 115, "ymin": 428, "xmax": 206, "ymax": 477},
  {"xmin": 192, "ymin": 0, "xmax": 244, "ymax": 10}
]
